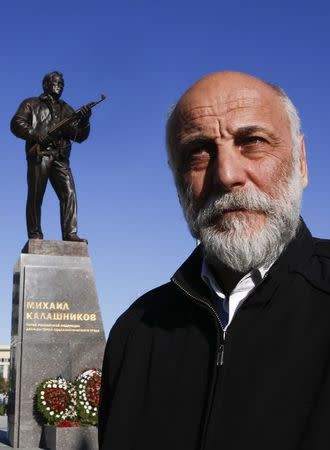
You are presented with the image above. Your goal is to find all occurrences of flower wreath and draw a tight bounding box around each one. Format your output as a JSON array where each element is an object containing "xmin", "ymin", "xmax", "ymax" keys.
[
  {"xmin": 75, "ymin": 368, "xmax": 101, "ymax": 425},
  {"xmin": 36, "ymin": 377, "xmax": 78, "ymax": 425}
]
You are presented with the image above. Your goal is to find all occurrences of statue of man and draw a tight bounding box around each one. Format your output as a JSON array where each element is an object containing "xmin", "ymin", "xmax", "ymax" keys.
[{"xmin": 11, "ymin": 71, "xmax": 91, "ymax": 242}]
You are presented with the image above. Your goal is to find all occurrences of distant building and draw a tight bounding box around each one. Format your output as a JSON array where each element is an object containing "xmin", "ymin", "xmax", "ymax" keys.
[{"xmin": 0, "ymin": 344, "xmax": 10, "ymax": 381}]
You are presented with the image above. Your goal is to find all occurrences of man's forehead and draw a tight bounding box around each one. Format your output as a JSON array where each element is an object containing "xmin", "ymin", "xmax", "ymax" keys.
[
  {"xmin": 173, "ymin": 80, "xmax": 289, "ymax": 138},
  {"xmin": 51, "ymin": 74, "xmax": 64, "ymax": 82},
  {"xmin": 177, "ymin": 91, "xmax": 268, "ymax": 122}
]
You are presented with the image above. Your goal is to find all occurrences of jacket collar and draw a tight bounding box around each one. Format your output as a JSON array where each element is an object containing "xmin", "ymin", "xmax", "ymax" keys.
[
  {"xmin": 271, "ymin": 218, "xmax": 314, "ymax": 278},
  {"xmin": 171, "ymin": 218, "xmax": 315, "ymax": 303},
  {"xmin": 172, "ymin": 245, "xmax": 210, "ymax": 303},
  {"xmin": 39, "ymin": 93, "xmax": 64, "ymax": 103},
  {"xmin": 39, "ymin": 93, "xmax": 64, "ymax": 115}
]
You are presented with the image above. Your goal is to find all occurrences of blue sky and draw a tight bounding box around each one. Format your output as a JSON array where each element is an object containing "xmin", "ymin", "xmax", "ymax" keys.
[{"xmin": 1, "ymin": 0, "xmax": 329, "ymax": 343}]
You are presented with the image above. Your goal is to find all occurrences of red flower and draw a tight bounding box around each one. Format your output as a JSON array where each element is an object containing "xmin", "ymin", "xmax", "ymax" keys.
[
  {"xmin": 44, "ymin": 387, "xmax": 70, "ymax": 413},
  {"xmin": 86, "ymin": 374, "xmax": 101, "ymax": 408},
  {"xmin": 57, "ymin": 420, "xmax": 80, "ymax": 428}
]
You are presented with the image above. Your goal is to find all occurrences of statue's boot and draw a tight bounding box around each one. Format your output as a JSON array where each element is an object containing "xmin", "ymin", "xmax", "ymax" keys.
[{"xmin": 63, "ymin": 233, "xmax": 88, "ymax": 244}]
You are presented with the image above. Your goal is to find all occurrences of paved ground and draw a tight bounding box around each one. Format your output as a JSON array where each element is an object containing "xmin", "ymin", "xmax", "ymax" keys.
[
  {"xmin": 0, "ymin": 416, "xmax": 10, "ymax": 448},
  {"xmin": 0, "ymin": 416, "xmax": 41, "ymax": 448}
]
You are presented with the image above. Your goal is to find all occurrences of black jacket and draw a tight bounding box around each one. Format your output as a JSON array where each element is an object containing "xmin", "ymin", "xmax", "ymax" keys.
[
  {"xmin": 99, "ymin": 222, "xmax": 330, "ymax": 450},
  {"xmin": 10, "ymin": 94, "xmax": 90, "ymax": 160}
]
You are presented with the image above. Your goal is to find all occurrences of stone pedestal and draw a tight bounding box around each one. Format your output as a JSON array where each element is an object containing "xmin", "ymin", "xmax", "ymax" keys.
[
  {"xmin": 8, "ymin": 240, "xmax": 105, "ymax": 449},
  {"xmin": 43, "ymin": 425, "xmax": 98, "ymax": 450}
]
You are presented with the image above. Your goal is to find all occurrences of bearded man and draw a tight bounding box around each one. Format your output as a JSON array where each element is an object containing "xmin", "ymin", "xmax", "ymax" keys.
[{"xmin": 99, "ymin": 72, "xmax": 330, "ymax": 450}]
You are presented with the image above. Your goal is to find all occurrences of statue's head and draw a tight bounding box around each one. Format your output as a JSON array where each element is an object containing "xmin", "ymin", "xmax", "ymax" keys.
[{"xmin": 42, "ymin": 71, "xmax": 64, "ymax": 99}]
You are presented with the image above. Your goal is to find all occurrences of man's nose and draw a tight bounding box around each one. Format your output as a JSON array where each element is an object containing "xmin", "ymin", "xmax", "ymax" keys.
[{"xmin": 211, "ymin": 145, "xmax": 247, "ymax": 191}]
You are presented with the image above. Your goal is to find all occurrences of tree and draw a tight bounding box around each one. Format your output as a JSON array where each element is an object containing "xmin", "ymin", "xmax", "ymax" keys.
[{"xmin": 0, "ymin": 377, "xmax": 9, "ymax": 393}]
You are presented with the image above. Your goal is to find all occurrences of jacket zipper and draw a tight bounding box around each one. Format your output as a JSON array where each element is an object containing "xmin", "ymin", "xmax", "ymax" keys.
[
  {"xmin": 216, "ymin": 330, "xmax": 226, "ymax": 366},
  {"xmin": 171, "ymin": 277, "xmax": 225, "ymax": 363},
  {"xmin": 173, "ymin": 270, "xmax": 270, "ymax": 365}
]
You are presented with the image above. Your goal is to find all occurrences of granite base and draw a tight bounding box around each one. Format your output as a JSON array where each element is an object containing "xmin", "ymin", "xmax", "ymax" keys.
[
  {"xmin": 43, "ymin": 425, "xmax": 98, "ymax": 450},
  {"xmin": 8, "ymin": 240, "xmax": 105, "ymax": 449}
]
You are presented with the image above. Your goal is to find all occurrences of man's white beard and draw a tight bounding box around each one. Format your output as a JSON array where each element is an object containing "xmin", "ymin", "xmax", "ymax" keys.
[{"xmin": 178, "ymin": 161, "xmax": 304, "ymax": 273}]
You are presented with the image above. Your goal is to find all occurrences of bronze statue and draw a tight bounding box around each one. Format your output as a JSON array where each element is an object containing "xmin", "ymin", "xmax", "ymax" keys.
[{"xmin": 10, "ymin": 71, "xmax": 105, "ymax": 242}]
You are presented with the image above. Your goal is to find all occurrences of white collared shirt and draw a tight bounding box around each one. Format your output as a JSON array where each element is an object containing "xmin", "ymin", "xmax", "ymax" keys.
[{"xmin": 201, "ymin": 259, "xmax": 273, "ymax": 330}]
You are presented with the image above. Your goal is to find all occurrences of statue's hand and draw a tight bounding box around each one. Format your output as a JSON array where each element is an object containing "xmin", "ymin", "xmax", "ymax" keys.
[
  {"xmin": 80, "ymin": 105, "xmax": 92, "ymax": 119},
  {"xmin": 77, "ymin": 106, "xmax": 92, "ymax": 127}
]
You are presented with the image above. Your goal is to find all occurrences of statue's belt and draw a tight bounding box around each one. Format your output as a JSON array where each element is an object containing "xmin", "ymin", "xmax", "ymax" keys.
[
  {"xmin": 37, "ymin": 151, "xmax": 69, "ymax": 162},
  {"xmin": 40, "ymin": 149, "xmax": 59, "ymax": 158},
  {"xmin": 39, "ymin": 146, "xmax": 69, "ymax": 158}
]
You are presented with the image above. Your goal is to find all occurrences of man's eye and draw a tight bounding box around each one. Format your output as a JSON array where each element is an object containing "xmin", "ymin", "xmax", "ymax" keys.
[
  {"xmin": 239, "ymin": 135, "xmax": 267, "ymax": 146},
  {"xmin": 191, "ymin": 146, "xmax": 207, "ymax": 155},
  {"xmin": 180, "ymin": 148, "xmax": 211, "ymax": 171},
  {"xmin": 190, "ymin": 149, "xmax": 210, "ymax": 160}
]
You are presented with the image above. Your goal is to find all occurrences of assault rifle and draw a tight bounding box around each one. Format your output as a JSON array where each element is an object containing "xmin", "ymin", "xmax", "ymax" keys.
[{"xmin": 29, "ymin": 94, "xmax": 106, "ymax": 157}]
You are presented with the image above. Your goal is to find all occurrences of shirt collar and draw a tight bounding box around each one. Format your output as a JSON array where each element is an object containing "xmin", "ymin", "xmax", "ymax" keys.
[{"xmin": 201, "ymin": 257, "xmax": 275, "ymax": 299}]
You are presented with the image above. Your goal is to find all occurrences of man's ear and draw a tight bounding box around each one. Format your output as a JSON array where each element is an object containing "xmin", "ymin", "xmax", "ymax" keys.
[{"xmin": 299, "ymin": 136, "xmax": 308, "ymax": 188}]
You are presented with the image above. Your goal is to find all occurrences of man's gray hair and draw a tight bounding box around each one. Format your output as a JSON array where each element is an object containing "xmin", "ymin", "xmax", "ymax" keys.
[{"xmin": 267, "ymin": 83, "xmax": 302, "ymax": 163}]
